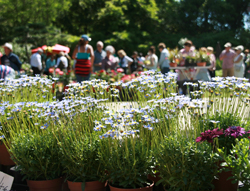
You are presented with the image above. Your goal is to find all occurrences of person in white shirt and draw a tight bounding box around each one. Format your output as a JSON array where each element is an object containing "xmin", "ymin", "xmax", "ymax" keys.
[
  {"xmin": 145, "ymin": 46, "xmax": 158, "ymax": 71},
  {"xmin": 158, "ymin": 43, "xmax": 170, "ymax": 74},
  {"xmin": 117, "ymin": 49, "xmax": 133, "ymax": 74},
  {"xmin": 30, "ymin": 48, "xmax": 43, "ymax": 76},
  {"xmin": 56, "ymin": 52, "xmax": 68, "ymax": 72},
  {"xmin": 234, "ymin": 45, "xmax": 245, "ymax": 77}
]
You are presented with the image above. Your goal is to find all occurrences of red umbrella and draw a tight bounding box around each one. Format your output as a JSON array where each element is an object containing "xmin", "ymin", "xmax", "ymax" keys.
[
  {"xmin": 31, "ymin": 44, "xmax": 70, "ymax": 54},
  {"xmin": 31, "ymin": 47, "xmax": 42, "ymax": 54},
  {"xmin": 52, "ymin": 44, "xmax": 70, "ymax": 54}
]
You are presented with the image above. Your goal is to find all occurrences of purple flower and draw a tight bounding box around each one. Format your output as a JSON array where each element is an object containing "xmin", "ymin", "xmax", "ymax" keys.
[
  {"xmin": 225, "ymin": 126, "xmax": 245, "ymax": 138},
  {"xmin": 196, "ymin": 128, "xmax": 224, "ymax": 143}
]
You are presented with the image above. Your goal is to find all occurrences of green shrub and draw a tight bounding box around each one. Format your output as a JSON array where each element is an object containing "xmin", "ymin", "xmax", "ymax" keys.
[
  {"xmin": 155, "ymin": 136, "xmax": 217, "ymax": 191},
  {"xmin": 9, "ymin": 129, "xmax": 63, "ymax": 180}
]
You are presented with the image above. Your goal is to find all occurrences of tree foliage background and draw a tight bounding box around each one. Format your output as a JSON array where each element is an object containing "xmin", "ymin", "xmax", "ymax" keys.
[{"xmin": 0, "ymin": 0, "xmax": 250, "ymax": 62}]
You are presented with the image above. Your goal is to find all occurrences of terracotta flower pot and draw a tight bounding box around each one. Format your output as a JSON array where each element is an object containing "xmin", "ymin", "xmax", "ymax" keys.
[
  {"xmin": 197, "ymin": 62, "xmax": 206, "ymax": 67},
  {"xmin": 109, "ymin": 182, "xmax": 154, "ymax": 191},
  {"xmin": 147, "ymin": 173, "xmax": 161, "ymax": 184},
  {"xmin": 213, "ymin": 170, "xmax": 238, "ymax": 191},
  {"xmin": 67, "ymin": 180, "xmax": 106, "ymax": 191},
  {"xmin": 169, "ymin": 63, "xmax": 177, "ymax": 67},
  {"xmin": 147, "ymin": 166, "xmax": 161, "ymax": 184},
  {"xmin": 27, "ymin": 178, "xmax": 63, "ymax": 191},
  {"xmin": 0, "ymin": 141, "xmax": 15, "ymax": 166}
]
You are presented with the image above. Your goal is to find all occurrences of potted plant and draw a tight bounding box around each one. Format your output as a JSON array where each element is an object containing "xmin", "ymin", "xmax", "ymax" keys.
[
  {"xmin": 221, "ymin": 138, "xmax": 250, "ymax": 191},
  {"xmin": 0, "ymin": 134, "xmax": 15, "ymax": 166},
  {"xmin": 185, "ymin": 55, "xmax": 196, "ymax": 67},
  {"xmin": 196, "ymin": 50, "xmax": 209, "ymax": 67},
  {"xmin": 5, "ymin": 128, "xmax": 63, "ymax": 191},
  {"xmin": 196, "ymin": 125, "xmax": 250, "ymax": 191},
  {"xmin": 155, "ymin": 136, "xmax": 217, "ymax": 191},
  {"xmin": 55, "ymin": 129, "xmax": 106, "ymax": 191},
  {"xmin": 168, "ymin": 48, "xmax": 179, "ymax": 67},
  {"xmin": 96, "ymin": 105, "xmax": 161, "ymax": 191},
  {"xmin": 99, "ymin": 134, "xmax": 154, "ymax": 191}
]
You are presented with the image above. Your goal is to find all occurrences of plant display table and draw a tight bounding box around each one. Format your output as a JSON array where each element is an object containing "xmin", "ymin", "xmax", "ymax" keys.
[{"xmin": 170, "ymin": 66, "xmax": 211, "ymax": 80}]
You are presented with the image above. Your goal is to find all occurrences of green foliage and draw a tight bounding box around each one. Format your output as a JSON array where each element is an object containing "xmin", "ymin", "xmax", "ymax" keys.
[
  {"xmin": 206, "ymin": 112, "xmax": 244, "ymax": 131},
  {"xmin": 216, "ymin": 59, "xmax": 222, "ymax": 70},
  {"xmin": 223, "ymin": 139, "xmax": 250, "ymax": 190},
  {"xmin": 155, "ymin": 136, "xmax": 218, "ymax": 191},
  {"xmin": 8, "ymin": 130, "xmax": 63, "ymax": 180},
  {"xmin": 57, "ymin": 132, "xmax": 105, "ymax": 182},
  {"xmin": 99, "ymin": 137, "xmax": 154, "ymax": 188}
]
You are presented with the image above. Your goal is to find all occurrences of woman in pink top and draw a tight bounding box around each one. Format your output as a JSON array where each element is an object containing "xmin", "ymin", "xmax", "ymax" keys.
[
  {"xmin": 178, "ymin": 40, "xmax": 196, "ymax": 81},
  {"xmin": 102, "ymin": 45, "xmax": 118, "ymax": 71}
]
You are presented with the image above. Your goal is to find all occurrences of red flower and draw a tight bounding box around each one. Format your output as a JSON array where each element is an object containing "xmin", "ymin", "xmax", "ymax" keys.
[
  {"xmin": 196, "ymin": 128, "xmax": 224, "ymax": 143},
  {"xmin": 100, "ymin": 69, "xmax": 105, "ymax": 73},
  {"xmin": 49, "ymin": 68, "xmax": 54, "ymax": 74}
]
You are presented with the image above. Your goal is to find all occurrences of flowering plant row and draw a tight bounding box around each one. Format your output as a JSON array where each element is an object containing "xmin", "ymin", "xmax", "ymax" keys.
[{"xmin": 1, "ymin": 72, "xmax": 250, "ymax": 190}]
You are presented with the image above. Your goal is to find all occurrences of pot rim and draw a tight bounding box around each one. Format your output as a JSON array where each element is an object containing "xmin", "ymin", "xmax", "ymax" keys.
[{"xmin": 108, "ymin": 181, "xmax": 154, "ymax": 190}]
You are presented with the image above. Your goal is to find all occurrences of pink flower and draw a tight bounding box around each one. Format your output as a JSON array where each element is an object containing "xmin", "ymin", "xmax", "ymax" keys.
[
  {"xmin": 225, "ymin": 126, "xmax": 246, "ymax": 138},
  {"xmin": 248, "ymin": 70, "xmax": 250, "ymax": 73},
  {"xmin": 121, "ymin": 75, "xmax": 131, "ymax": 82},
  {"xmin": 55, "ymin": 68, "xmax": 61, "ymax": 74},
  {"xmin": 131, "ymin": 74, "xmax": 135, "ymax": 78},
  {"xmin": 59, "ymin": 71, "xmax": 64, "ymax": 76},
  {"xmin": 117, "ymin": 68, "xmax": 124, "ymax": 73}
]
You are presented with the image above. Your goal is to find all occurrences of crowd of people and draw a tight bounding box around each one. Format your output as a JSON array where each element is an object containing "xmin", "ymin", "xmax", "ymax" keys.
[{"xmin": 0, "ymin": 35, "xmax": 249, "ymax": 82}]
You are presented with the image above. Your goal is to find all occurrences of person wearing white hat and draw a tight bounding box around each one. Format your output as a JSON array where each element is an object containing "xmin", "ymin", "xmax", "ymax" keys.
[
  {"xmin": 30, "ymin": 48, "xmax": 43, "ymax": 76},
  {"xmin": 219, "ymin": 42, "xmax": 236, "ymax": 77},
  {"xmin": 1, "ymin": 43, "xmax": 22, "ymax": 72},
  {"xmin": 233, "ymin": 45, "xmax": 245, "ymax": 77}
]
